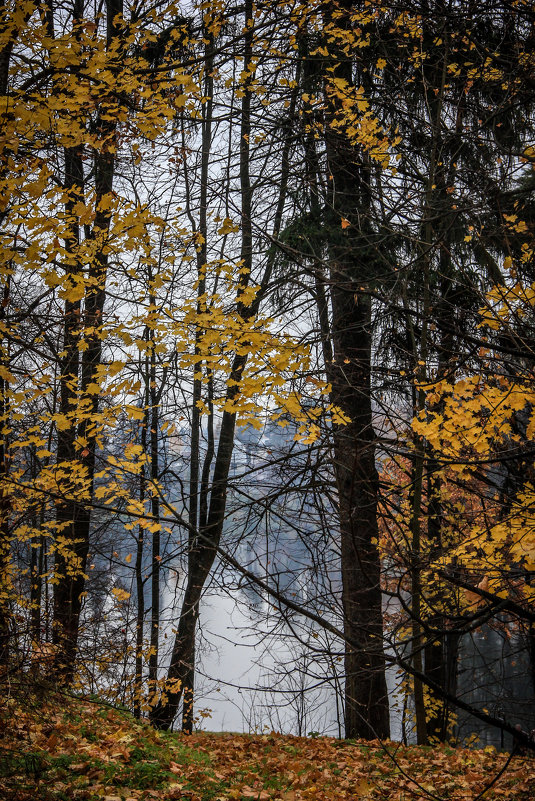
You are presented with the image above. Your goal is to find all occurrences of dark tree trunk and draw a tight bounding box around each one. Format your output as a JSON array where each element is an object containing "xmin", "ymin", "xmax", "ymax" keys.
[
  {"xmin": 52, "ymin": 0, "xmax": 122, "ymax": 681},
  {"xmin": 0, "ymin": 279, "xmax": 11, "ymax": 673},
  {"xmin": 329, "ymin": 286, "xmax": 390, "ymax": 740},
  {"xmin": 52, "ymin": 139, "xmax": 85, "ymax": 677},
  {"xmin": 148, "ymin": 316, "xmax": 161, "ymax": 695},
  {"xmin": 52, "ymin": 0, "xmax": 84, "ymax": 669},
  {"xmin": 180, "ymin": 26, "xmax": 214, "ymax": 733},
  {"xmin": 322, "ymin": 0, "xmax": 389, "ymax": 740}
]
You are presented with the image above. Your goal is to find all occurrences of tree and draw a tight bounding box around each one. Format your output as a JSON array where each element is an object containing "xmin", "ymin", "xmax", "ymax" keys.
[
  {"xmin": 1, "ymin": 0, "xmax": 535, "ymax": 753},
  {"xmin": 0, "ymin": 0, "xmax": 197, "ymax": 679},
  {"xmin": 320, "ymin": 0, "xmax": 391, "ymax": 741}
]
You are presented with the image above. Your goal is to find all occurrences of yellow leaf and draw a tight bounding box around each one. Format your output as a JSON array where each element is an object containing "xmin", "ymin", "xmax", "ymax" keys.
[
  {"xmin": 60, "ymin": 282, "xmax": 85, "ymax": 303},
  {"xmin": 0, "ymin": 365, "xmax": 15, "ymax": 382},
  {"xmin": 125, "ymin": 405, "xmax": 145, "ymax": 420},
  {"xmin": 54, "ymin": 414, "xmax": 71, "ymax": 431},
  {"xmin": 217, "ymin": 217, "xmax": 240, "ymax": 235},
  {"xmin": 111, "ymin": 587, "xmax": 131, "ymax": 601},
  {"xmin": 108, "ymin": 360, "xmax": 126, "ymax": 377}
]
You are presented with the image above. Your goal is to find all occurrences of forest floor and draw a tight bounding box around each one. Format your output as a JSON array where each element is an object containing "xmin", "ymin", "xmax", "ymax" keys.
[{"xmin": 1, "ymin": 687, "xmax": 535, "ymax": 801}]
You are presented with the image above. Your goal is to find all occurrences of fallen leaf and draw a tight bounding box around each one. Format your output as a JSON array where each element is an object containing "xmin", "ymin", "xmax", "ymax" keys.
[{"xmin": 47, "ymin": 732, "xmax": 58, "ymax": 749}]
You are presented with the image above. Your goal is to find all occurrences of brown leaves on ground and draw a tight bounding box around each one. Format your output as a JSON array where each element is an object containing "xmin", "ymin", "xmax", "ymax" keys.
[{"xmin": 1, "ymin": 689, "xmax": 534, "ymax": 801}]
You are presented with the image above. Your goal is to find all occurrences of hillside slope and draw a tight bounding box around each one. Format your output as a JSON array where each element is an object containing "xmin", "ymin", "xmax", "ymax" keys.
[{"xmin": 1, "ymin": 689, "xmax": 534, "ymax": 800}]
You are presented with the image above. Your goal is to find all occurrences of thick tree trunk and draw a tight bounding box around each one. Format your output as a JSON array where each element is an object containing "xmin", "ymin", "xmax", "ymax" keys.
[
  {"xmin": 52, "ymin": 0, "xmax": 85, "ymax": 668},
  {"xmin": 53, "ymin": 0, "xmax": 121, "ymax": 681},
  {"xmin": 323, "ymin": 0, "xmax": 389, "ymax": 740},
  {"xmin": 53, "ymin": 140, "xmax": 85, "ymax": 678},
  {"xmin": 329, "ymin": 287, "xmax": 390, "ymax": 740},
  {"xmin": 326, "ymin": 160, "xmax": 390, "ymax": 741}
]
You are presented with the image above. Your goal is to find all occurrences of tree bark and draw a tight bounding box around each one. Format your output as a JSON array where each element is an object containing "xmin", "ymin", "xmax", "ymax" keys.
[
  {"xmin": 0, "ymin": 278, "xmax": 10, "ymax": 673},
  {"xmin": 52, "ymin": 0, "xmax": 86, "ymax": 678},
  {"xmin": 149, "ymin": 352, "xmax": 246, "ymax": 729},
  {"xmin": 148, "ymin": 309, "xmax": 161, "ymax": 695},
  {"xmin": 329, "ymin": 283, "xmax": 390, "ymax": 740},
  {"xmin": 53, "ymin": 0, "xmax": 122, "ymax": 681},
  {"xmin": 323, "ymin": 0, "xmax": 389, "ymax": 740}
]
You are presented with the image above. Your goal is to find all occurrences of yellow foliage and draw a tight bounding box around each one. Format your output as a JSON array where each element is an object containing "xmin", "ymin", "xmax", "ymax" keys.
[
  {"xmin": 111, "ymin": 587, "xmax": 131, "ymax": 602},
  {"xmin": 412, "ymin": 274, "xmax": 535, "ymax": 607}
]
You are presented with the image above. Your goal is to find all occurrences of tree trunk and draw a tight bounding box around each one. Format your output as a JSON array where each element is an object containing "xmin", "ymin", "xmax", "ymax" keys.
[
  {"xmin": 181, "ymin": 26, "xmax": 215, "ymax": 732},
  {"xmin": 52, "ymin": 0, "xmax": 85, "ymax": 668},
  {"xmin": 52, "ymin": 139, "xmax": 85, "ymax": 677},
  {"xmin": 53, "ymin": 0, "xmax": 122, "ymax": 681},
  {"xmin": 148, "ymin": 314, "xmax": 161, "ymax": 694},
  {"xmin": 149, "ymin": 359, "xmax": 245, "ymax": 729},
  {"xmin": 0, "ymin": 278, "xmax": 11, "ymax": 673},
  {"xmin": 134, "ymin": 355, "xmax": 150, "ymax": 717},
  {"xmin": 329, "ymin": 287, "xmax": 390, "ymax": 740},
  {"xmin": 323, "ymin": 0, "xmax": 389, "ymax": 740}
]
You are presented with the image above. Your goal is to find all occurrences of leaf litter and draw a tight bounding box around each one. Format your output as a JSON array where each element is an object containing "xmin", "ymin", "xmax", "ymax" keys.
[{"xmin": 1, "ymin": 690, "xmax": 534, "ymax": 800}]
